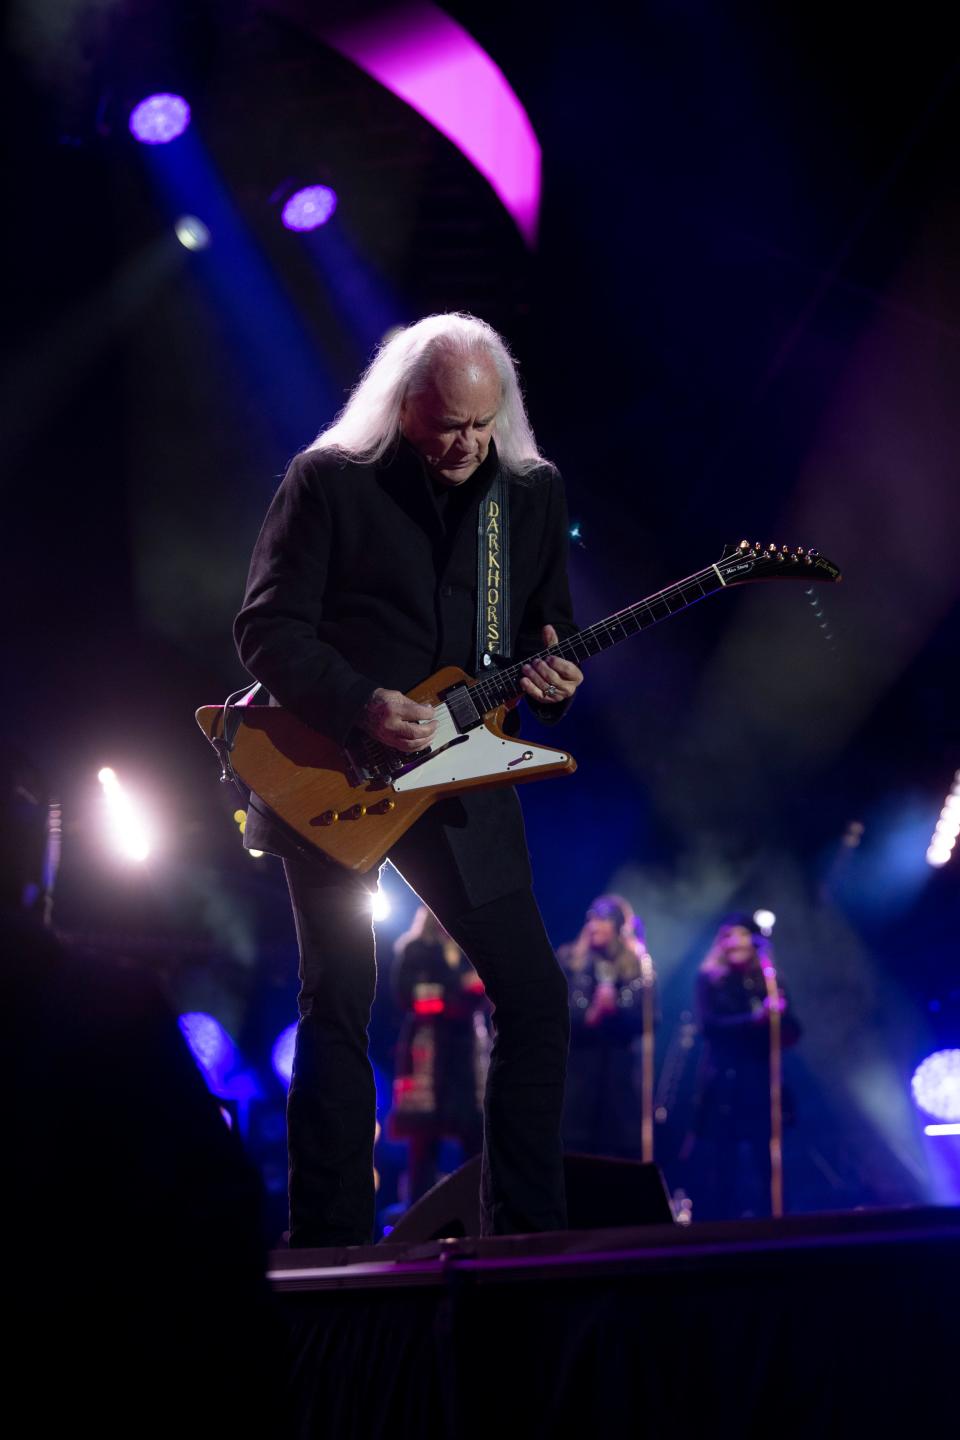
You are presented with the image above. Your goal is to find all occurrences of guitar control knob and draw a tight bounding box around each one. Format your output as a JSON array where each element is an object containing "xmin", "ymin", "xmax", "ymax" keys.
[
  {"xmin": 377, "ymin": 798, "xmax": 397, "ymax": 813},
  {"xmin": 319, "ymin": 810, "xmax": 339, "ymax": 825},
  {"xmin": 347, "ymin": 804, "xmax": 367, "ymax": 820}
]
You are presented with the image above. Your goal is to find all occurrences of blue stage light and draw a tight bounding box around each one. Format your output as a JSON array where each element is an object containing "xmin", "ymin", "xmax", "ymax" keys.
[
  {"xmin": 178, "ymin": 1012, "xmax": 236, "ymax": 1090},
  {"xmin": 271, "ymin": 1022, "xmax": 297, "ymax": 1087}
]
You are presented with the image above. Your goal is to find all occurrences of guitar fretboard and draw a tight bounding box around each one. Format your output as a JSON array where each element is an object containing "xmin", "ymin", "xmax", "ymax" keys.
[{"xmin": 471, "ymin": 564, "xmax": 723, "ymax": 714}]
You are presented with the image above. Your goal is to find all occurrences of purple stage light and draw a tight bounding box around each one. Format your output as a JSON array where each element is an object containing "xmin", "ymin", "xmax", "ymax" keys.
[
  {"xmin": 178, "ymin": 1012, "xmax": 236, "ymax": 1089},
  {"xmin": 271, "ymin": 1022, "xmax": 298, "ymax": 1086},
  {"xmin": 129, "ymin": 93, "xmax": 191, "ymax": 145},
  {"xmin": 322, "ymin": 2, "xmax": 541, "ymax": 246},
  {"xmin": 911, "ymin": 1049, "xmax": 960, "ymax": 1122},
  {"xmin": 282, "ymin": 185, "xmax": 338, "ymax": 232}
]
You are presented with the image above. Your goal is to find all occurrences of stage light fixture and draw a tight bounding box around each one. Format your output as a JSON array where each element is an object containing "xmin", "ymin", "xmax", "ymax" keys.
[
  {"xmin": 911, "ymin": 1049, "xmax": 960, "ymax": 1122},
  {"xmin": 97, "ymin": 766, "xmax": 151, "ymax": 863},
  {"xmin": 281, "ymin": 185, "xmax": 338, "ymax": 232},
  {"xmin": 178, "ymin": 1012, "xmax": 237, "ymax": 1089},
  {"xmin": 271, "ymin": 1022, "xmax": 297, "ymax": 1087},
  {"xmin": 174, "ymin": 215, "xmax": 211, "ymax": 251},
  {"xmin": 753, "ymin": 909, "xmax": 776, "ymax": 935},
  {"xmin": 129, "ymin": 93, "xmax": 191, "ymax": 145},
  {"xmin": 927, "ymin": 772, "xmax": 960, "ymax": 867}
]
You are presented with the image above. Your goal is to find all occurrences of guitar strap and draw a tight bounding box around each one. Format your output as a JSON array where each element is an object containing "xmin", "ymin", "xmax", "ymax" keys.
[{"xmin": 475, "ymin": 466, "xmax": 510, "ymax": 673}]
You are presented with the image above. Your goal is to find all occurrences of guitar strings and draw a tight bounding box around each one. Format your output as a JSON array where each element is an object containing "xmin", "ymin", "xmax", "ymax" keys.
[
  {"xmin": 350, "ymin": 548, "xmax": 822, "ymax": 766},
  {"xmin": 472, "ymin": 564, "xmax": 719, "ymax": 712}
]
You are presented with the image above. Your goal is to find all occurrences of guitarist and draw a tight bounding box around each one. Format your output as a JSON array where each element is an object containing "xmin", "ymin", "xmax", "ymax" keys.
[{"xmin": 235, "ymin": 314, "xmax": 584, "ymax": 1247}]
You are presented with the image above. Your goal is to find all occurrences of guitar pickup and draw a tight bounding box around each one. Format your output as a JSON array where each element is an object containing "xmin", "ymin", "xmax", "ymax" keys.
[{"xmin": 445, "ymin": 684, "xmax": 483, "ymax": 734}]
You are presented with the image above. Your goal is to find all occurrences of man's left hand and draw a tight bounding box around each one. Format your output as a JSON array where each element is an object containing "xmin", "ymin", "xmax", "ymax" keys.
[{"xmin": 520, "ymin": 624, "xmax": 584, "ymax": 705}]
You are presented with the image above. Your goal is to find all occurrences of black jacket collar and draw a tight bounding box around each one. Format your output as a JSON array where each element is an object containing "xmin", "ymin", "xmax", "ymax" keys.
[{"xmin": 378, "ymin": 437, "xmax": 501, "ymax": 540}]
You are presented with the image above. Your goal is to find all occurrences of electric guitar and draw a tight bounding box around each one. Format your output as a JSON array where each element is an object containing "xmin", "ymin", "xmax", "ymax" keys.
[{"xmin": 196, "ymin": 540, "xmax": 841, "ymax": 871}]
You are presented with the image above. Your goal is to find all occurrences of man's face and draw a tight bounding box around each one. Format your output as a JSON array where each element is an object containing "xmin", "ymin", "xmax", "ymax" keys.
[{"xmin": 400, "ymin": 354, "xmax": 502, "ymax": 485}]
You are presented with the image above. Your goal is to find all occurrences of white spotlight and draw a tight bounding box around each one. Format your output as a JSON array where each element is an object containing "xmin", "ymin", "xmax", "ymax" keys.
[
  {"xmin": 371, "ymin": 887, "xmax": 391, "ymax": 922},
  {"xmin": 98, "ymin": 767, "xmax": 152, "ymax": 863},
  {"xmin": 175, "ymin": 215, "xmax": 211, "ymax": 251},
  {"xmin": 927, "ymin": 771, "xmax": 960, "ymax": 867},
  {"xmin": 753, "ymin": 909, "xmax": 776, "ymax": 936},
  {"xmin": 927, "ymin": 845, "xmax": 952, "ymax": 868}
]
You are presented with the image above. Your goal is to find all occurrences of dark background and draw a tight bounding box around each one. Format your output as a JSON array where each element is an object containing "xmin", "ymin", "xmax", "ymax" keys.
[{"xmin": 4, "ymin": 1, "xmax": 958, "ymax": 1229}]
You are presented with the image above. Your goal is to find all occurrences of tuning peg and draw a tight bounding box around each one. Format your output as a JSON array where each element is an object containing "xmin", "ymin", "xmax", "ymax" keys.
[
  {"xmin": 808, "ymin": 548, "xmax": 819, "ymax": 559},
  {"xmin": 739, "ymin": 539, "xmax": 751, "ymax": 552},
  {"xmin": 766, "ymin": 543, "xmax": 777, "ymax": 554}
]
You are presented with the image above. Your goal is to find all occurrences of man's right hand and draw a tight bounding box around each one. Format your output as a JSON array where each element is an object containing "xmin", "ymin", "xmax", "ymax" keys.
[{"xmin": 361, "ymin": 688, "xmax": 438, "ymax": 753}]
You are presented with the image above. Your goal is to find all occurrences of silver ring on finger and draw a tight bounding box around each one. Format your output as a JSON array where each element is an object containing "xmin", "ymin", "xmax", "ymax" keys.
[{"xmin": 545, "ymin": 684, "xmax": 559, "ymax": 698}]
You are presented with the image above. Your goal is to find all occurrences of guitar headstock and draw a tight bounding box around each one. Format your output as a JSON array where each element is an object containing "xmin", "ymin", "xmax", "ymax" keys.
[{"xmin": 715, "ymin": 539, "xmax": 841, "ymax": 586}]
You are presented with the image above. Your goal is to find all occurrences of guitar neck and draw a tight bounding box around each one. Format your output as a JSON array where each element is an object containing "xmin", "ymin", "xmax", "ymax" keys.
[{"xmin": 471, "ymin": 564, "xmax": 723, "ymax": 714}]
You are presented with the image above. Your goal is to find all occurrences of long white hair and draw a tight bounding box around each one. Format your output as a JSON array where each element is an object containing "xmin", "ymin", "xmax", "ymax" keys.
[{"xmin": 307, "ymin": 313, "xmax": 550, "ymax": 474}]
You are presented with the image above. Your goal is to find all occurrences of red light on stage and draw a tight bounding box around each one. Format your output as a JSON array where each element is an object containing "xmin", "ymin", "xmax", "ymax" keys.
[{"xmin": 412, "ymin": 998, "xmax": 446, "ymax": 1016}]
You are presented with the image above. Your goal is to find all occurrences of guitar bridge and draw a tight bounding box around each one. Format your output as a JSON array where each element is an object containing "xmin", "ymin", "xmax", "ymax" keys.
[{"xmin": 344, "ymin": 736, "xmax": 436, "ymax": 787}]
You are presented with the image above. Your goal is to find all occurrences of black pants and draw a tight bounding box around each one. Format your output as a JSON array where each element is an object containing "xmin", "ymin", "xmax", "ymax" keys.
[{"xmin": 283, "ymin": 853, "xmax": 570, "ymax": 1246}]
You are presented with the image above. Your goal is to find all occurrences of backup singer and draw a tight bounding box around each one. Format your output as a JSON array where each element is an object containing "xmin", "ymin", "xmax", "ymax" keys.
[
  {"xmin": 690, "ymin": 913, "xmax": 800, "ymax": 1218},
  {"xmin": 558, "ymin": 894, "xmax": 653, "ymax": 1159},
  {"xmin": 235, "ymin": 314, "xmax": 583, "ymax": 1246},
  {"xmin": 389, "ymin": 906, "xmax": 488, "ymax": 1206}
]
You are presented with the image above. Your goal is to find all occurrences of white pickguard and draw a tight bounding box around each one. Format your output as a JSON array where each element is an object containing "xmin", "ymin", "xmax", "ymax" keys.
[{"xmin": 391, "ymin": 703, "xmax": 569, "ymax": 793}]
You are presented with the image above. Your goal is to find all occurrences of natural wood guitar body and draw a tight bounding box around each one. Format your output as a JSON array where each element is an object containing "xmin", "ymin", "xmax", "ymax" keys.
[{"xmin": 196, "ymin": 667, "xmax": 576, "ymax": 871}]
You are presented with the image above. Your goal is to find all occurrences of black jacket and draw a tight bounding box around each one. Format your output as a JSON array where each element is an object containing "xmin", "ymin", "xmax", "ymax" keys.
[{"xmin": 234, "ymin": 440, "xmax": 577, "ymax": 908}]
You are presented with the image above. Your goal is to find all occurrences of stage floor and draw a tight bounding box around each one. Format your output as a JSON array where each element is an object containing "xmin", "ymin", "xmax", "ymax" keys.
[{"xmin": 269, "ymin": 1206, "xmax": 959, "ymax": 1437}]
